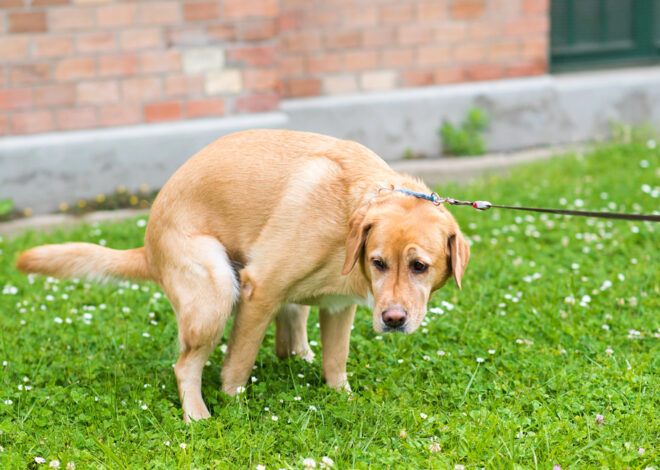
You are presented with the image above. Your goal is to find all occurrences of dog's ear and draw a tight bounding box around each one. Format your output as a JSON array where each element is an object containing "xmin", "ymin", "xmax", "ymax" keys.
[
  {"xmin": 448, "ymin": 231, "xmax": 470, "ymax": 289},
  {"xmin": 342, "ymin": 205, "xmax": 372, "ymax": 275}
]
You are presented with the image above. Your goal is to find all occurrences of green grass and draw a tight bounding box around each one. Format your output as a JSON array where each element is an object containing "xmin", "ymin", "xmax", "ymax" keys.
[{"xmin": 1, "ymin": 140, "xmax": 659, "ymax": 469}]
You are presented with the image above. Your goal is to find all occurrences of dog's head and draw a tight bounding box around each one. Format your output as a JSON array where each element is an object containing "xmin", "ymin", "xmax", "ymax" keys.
[{"xmin": 342, "ymin": 191, "xmax": 469, "ymax": 334}]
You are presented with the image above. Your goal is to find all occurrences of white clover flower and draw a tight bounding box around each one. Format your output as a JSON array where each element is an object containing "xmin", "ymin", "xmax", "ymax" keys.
[
  {"xmin": 321, "ymin": 456, "xmax": 334, "ymax": 468},
  {"xmin": 303, "ymin": 458, "xmax": 316, "ymax": 468},
  {"xmin": 35, "ymin": 457, "xmax": 46, "ymax": 464},
  {"xmin": 256, "ymin": 465, "xmax": 266, "ymax": 470},
  {"xmin": 49, "ymin": 460, "xmax": 60, "ymax": 468},
  {"xmin": 420, "ymin": 412, "xmax": 428, "ymax": 419},
  {"xmin": 476, "ymin": 357, "xmax": 484, "ymax": 363},
  {"xmin": 179, "ymin": 443, "xmax": 187, "ymax": 449},
  {"xmin": 271, "ymin": 415, "xmax": 278, "ymax": 421},
  {"xmin": 236, "ymin": 386, "xmax": 246, "ymax": 394}
]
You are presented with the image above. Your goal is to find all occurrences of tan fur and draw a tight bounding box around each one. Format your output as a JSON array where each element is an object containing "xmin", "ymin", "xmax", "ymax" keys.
[{"xmin": 16, "ymin": 129, "xmax": 469, "ymax": 421}]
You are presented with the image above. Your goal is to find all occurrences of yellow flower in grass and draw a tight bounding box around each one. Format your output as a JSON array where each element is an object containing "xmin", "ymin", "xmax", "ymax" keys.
[
  {"xmin": 96, "ymin": 194, "xmax": 105, "ymax": 203},
  {"xmin": 77, "ymin": 200, "xmax": 86, "ymax": 208},
  {"xmin": 59, "ymin": 202, "xmax": 68, "ymax": 212},
  {"xmin": 23, "ymin": 208, "xmax": 33, "ymax": 217},
  {"xmin": 129, "ymin": 195, "xmax": 138, "ymax": 206}
]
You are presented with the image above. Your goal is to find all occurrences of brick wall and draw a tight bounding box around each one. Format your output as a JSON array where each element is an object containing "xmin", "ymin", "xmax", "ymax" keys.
[{"xmin": 0, "ymin": 0, "xmax": 548, "ymax": 136}]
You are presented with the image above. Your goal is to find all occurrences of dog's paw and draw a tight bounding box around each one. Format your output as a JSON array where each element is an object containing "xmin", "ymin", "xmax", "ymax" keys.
[
  {"xmin": 326, "ymin": 374, "xmax": 351, "ymax": 393},
  {"xmin": 299, "ymin": 347, "xmax": 315, "ymax": 364}
]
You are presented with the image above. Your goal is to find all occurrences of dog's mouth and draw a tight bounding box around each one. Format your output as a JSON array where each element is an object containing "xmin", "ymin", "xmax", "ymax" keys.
[{"xmin": 381, "ymin": 324, "xmax": 408, "ymax": 334}]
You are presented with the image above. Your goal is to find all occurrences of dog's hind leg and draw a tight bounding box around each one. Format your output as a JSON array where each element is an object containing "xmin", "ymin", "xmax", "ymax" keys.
[
  {"xmin": 158, "ymin": 235, "xmax": 238, "ymax": 421},
  {"xmin": 274, "ymin": 304, "xmax": 314, "ymax": 363}
]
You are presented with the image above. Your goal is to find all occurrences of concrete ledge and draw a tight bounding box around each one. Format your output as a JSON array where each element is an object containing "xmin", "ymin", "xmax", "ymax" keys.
[{"xmin": 2, "ymin": 66, "xmax": 659, "ymax": 215}]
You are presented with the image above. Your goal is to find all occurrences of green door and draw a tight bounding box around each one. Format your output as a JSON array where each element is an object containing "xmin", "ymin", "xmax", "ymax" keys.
[{"xmin": 551, "ymin": 0, "xmax": 660, "ymax": 71}]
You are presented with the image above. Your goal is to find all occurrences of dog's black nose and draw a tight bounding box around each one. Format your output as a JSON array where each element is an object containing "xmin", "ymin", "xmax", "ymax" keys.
[{"xmin": 382, "ymin": 307, "xmax": 407, "ymax": 328}]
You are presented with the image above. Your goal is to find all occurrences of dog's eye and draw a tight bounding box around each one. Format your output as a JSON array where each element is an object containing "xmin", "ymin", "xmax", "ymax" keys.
[
  {"xmin": 410, "ymin": 260, "xmax": 428, "ymax": 274},
  {"xmin": 372, "ymin": 258, "xmax": 387, "ymax": 271}
]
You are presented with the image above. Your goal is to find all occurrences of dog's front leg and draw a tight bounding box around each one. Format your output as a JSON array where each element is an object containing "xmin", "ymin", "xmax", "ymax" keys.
[
  {"xmin": 319, "ymin": 304, "xmax": 356, "ymax": 392},
  {"xmin": 221, "ymin": 293, "xmax": 280, "ymax": 396}
]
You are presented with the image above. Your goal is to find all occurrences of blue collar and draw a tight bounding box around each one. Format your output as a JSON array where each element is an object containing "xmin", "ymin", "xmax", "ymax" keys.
[{"xmin": 391, "ymin": 188, "xmax": 442, "ymax": 205}]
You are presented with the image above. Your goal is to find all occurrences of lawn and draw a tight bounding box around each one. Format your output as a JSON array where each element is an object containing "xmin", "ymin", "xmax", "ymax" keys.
[{"xmin": 0, "ymin": 139, "xmax": 658, "ymax": 469}]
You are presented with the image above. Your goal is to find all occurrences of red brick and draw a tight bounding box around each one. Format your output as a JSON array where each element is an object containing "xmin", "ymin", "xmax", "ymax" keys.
[
  {"xmin": 164, "ymin": 75, "xmax": 203, "ymax": 96},
  {"xmin": 506, "ymin": 60, "xmax": 546, "ymax": 77},
  {"xmin": 278, "ymin": 56, "xmax": 304, "ymax": 77},
  {"xmin": 0, "ymin": 116, "xmax": 9, "ymax": 136},
  {"xmin": 33, "ymin": 84, "xmax": 76, "ymax": 107},
  {"xmin": 434, "ymin": 23, "xmax": 468, "ymax": 43},
  {"xmin": 11, "ymin": 111, "xmax": 53, "ymax": 134},
  {"xmin": 76, "ymin": 32, "xmax": 116, "ymax": 53},
  {"xmin": 489, "ymin": 41, "xmax": 520, "ymax": 60},
  {"xmin": 54, "ymin": 58, "xmax": 95, "ymax": 81},
  {"xmin": 343, "ymin": 50, "xmax": 378, "ymax": 72},
  {"xmin": 282, "ymin": 32, "xmax": 321, "ymax": 53},
  {"xmin": 207, "ymin": 23, "xmax": 236, "ymax": 42},
  {"xmin": 56, "ymin": 107, "xmax": 98, "ymax": 131},
  {"xmin": 343, "ymin": 5, "xmax": 377, "ymax": 28},
  {"xmin": 10, "ymin": 63, "xmax": 50, "ymax": 84},
  {"xmin": 0, "ymin": 37, "xmax": 30, "ymax": 61},
  {"xmin": 381, "ymin": 48, "xmax": 414, "ymax": 68},
  {"xmin": 9, "ymin": 11, "xmax": 47, "ymax": 33},
  {"xmin": 398, "ymin": 25, "xmax": 434, "ymax": 45},
  {"xmin": 140, "ymin": 50, "xmax": 181, "ymax": 73},
  {"xmin": 284, "ymin": 78, "xmax": 321, "ymax": 98},
  {"xmin": 417, "ymin": 45, "xmax": 450, "ymax": 67},
  {"xmin": 323, "ymin": 31, "xmax": 360, "ymax": 51},
  {"xmin": 505, "ymin": 17, "xmax": 549, "ymax": 36},
  {"xmin": 453, "ymin": 43, "xmax": 486, "ymax": 63},
  {"xmin": 166, "ymin": 26, "xmax": 207, "ymax": 46},
  {"xmin": 185, "ymin": 98, "xmax": 225, "ymax": 118},
  {"xmin": 138, "ymin": 2, "xmax": 180, "ymax": 25},
  {"xmin": 122, "ymin": 77, "xmax": 163, "ymax": 102},
  {"xmin": 433, "ymin": 67, "xmax": 467, "ymax": 84},
  {"xmin": 380, "ymin": 4, "xmax": 413, "ymax": 24},
  {"xmin": 307, "ymin": 54, "xmax": 341, "ymax": 75},
  {"xmin": 50, "ymin": 7, "xmax": 95, "ymax": 31},
  {"xmin": 77, "ymin": 80, "xmax": 119, "ymax": 104},
  {"xmin": 0, "ymin": 88, "xmax": 31, "ymax": 111},
  {"xmin": 225, "ymin": 0, "xmax": 278, "ymax": 18},
  {"xmin": 183, "ymin": 1, "xmax": 219, "ymax": 21},
  {"xmin": 308, "ymin": 9, "xmax": 340, "ymax": 27},
  {"xmin": 97, "ymin": 4, "xmax": 136, "ymax": 28},
  {"xmin": 416, "ymin": 2, "xmax": 448, "ymax": 21},
  {"xmin": 120, "ymin": 28, "xmax": 162, "ymax": 50},
  {"xmin": 401, "ymin": 70, "xmax": 433, "ymax": 87},
  {"xmin": 234, "ymin": 93, "xmax": 278, "ymax": 113},
  {"xmin": 278, "ymin": 11, "xmax": 301, "ymax": 31},
  {"xmin": 467, "ymin": 63, "xmax": 504, "ymax": 81},
  {"xmin": 242, "ymin": 69, "xmax": 279, "ymax": 92},
  {"xmin": 240, "ymin": 19, "xmax": 276, "ymax": 41},
  {"xmin": 522, "ymin": 0, "xmax": 548, "ymax": 15},
  {"xmin": 522, "ymin": 38, "xmax": 547, "ymax": 60},
  {"xmin": 469, "ymin": 21, "xmax": 502, "ymax": 40},
  {"xmin": 99, "ymin": 54, "xmax": 139, "ymax": 77},
  {"xmin": 32, "ymin": 0, "xmax": 69, "ymax": 5},
  {"xmin": 144, "ymin": 101, "xmax": 182, "ymax": 123},
  {"xmin": 227, "ymin": 45, "xmax": 276, "ymax": 66},
  {"xmin": 100, "ymin": 104, "xmax": 141, "ymax": 127},
  {"xmin": 34, "ymin": 36, "xmax": 73, "ymax": 58},
  {"xmin": 0, "ymin": 0, "xmax": 25, "ymax": 7},
  {"xmin": 362, "ymin": 27, "xmax": 395, "ymax": 48},
  {"xmin": 451, "ymin": 1, "xmax": 484, "ymax": 19}
]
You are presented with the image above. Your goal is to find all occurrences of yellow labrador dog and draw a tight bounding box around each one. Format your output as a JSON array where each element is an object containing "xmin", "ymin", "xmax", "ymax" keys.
[{"xmin": 17, "ymin": 130, "xmax": 469, "ymax": 421}]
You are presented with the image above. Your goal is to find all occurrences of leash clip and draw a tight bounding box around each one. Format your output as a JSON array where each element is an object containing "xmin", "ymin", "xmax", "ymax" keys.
[{"xmin": 472, "ymin": 200, "xmax": 492, "ymax": 211}]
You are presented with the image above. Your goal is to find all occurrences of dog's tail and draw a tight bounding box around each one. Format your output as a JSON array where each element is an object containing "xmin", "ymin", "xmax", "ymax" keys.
[{"xmin": 16, "ymin": 243, "xmax": 153, "ymax": 283}]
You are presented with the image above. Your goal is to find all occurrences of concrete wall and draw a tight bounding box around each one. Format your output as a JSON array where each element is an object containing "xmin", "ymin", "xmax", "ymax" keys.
[{"xmin": 2, "ymin": 66, "xmax": 660, "ymax": 214}]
